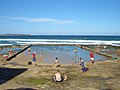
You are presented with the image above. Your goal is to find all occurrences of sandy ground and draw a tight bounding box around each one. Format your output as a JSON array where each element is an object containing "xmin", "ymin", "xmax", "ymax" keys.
[{"xmin": 0, "ymin": 48, "xmax": 120, "ymax": 90}]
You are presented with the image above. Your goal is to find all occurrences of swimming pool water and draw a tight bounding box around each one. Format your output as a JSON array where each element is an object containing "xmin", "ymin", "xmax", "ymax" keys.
[{"xmin": 25, "ymin": 45, "xmax": 107, "ymax": 64}]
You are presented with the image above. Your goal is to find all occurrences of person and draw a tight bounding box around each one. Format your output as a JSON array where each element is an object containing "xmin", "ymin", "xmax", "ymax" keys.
[
  {"xmin": 78, "ymin": 58, "xmax": 82, "ymax": 66},
  {"xmin": 28, "ymin": 47, "xmax": 31, "ymax": 55},
  {"xmin": 3, "ymin": 54, "xmax": 8, "ymax": 59},
  {"xmin": 74, "ymin": 48, "xmax": 78, "ymax": 54},
  {"xmin": 55, "ymin": 57, "xmax": 58, "ymax": 64},
  {"xmin": 72, "ymin": 59, "xmax": 74, "ymax": 65},
  {"xmin": 79, "ymin": 58, "xmax": 89, "ymax": 72},
  {"xmin": 90, "ymin": 52, "xmax": 94, "ymax": 63},
  {"xmin": 78, "ymin": 58, "xmax": 85, "ymax": 67},
  {"xmin": 78, "ymin": 58, "xmax": 89, "ymax": 72},
  {"xmin": 54, "ymin": 47, "xmax": 56, "ymax": 50},
  {"xmin": 40, "ymin": 51, "xmax": 43, "ymax": 61},
  {"xmin": 9, "ymin": 50, "xmax": 13, "ymax": 57},
  {"xmin": 103, "ymin": 45, "xmax": 107, "ymax": 51},
  {"xmin": 32, "ymin": 52, "xmax": 37, "ymax": 65},
  {"xmin": 60, "ymin": 46, "xmax": 62, "ymax": 50},
  {"xmin": 81, "ymin": 58, "xmax": 85, "ymax": 68},
  {"xmin": 55, "ymin": 57, "xmax": 60, "ymax": 67},
  {"xmin": 53, "ymin": 70, "xmax": 63, "ymax": 82},
  {"xmin": 64, "ymin": 74, "xmax": 67, "ymax": 81}
]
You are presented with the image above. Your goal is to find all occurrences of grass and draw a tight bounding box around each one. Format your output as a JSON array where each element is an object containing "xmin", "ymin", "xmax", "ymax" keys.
[
  {"xmin": 1, "ymin": 60, "xmax": 120, "ymax": 90},
  {"xmin": 26, "ymin": 77, "xmax": 49, "ymax": 85},
  {"xmin": 69, "ymin": 74, "xmax": 78, "ymax": 80}
]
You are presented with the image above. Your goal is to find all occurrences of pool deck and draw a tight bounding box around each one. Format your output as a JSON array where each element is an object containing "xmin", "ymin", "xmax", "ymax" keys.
[{"xmin": 76, "ymin": 44, "xmax": 115, "ymax": 59}]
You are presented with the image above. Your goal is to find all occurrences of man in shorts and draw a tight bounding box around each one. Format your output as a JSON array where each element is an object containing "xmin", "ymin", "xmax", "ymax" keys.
[
  {"xmin": 90, "ymin": 52, "xmax": 94, "ymax": 63},
  {"xmin": 32, "ymin": 52, "xmax": 36, "ymax": 65},
  {"xmin": 53, "ymin": 70, "xmax": 63, "ymax": 82}
]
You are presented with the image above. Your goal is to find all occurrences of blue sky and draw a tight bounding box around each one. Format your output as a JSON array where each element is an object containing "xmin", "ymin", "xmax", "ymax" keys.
[{"xmin": 0, "ymin": 0, "xmax": 120, "ymax": 35}]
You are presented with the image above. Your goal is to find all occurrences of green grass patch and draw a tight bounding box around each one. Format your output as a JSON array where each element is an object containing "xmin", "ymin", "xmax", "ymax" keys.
[
  {"xmin": 26, "ymin": 77, "xmax": 49, "ymax": 85},
  {"xmin": 82, "ymin": 75, "xmax": 102, "ymax": 78},
  {"xmin": 69, "ymin": 75, "xmax": 78, "ymax": 80}
]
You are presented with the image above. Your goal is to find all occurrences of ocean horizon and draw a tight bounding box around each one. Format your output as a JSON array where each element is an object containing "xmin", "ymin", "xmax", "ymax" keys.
[{"xmin": 0, "ymin": 35, "xmax": 120, "ymax": 46}]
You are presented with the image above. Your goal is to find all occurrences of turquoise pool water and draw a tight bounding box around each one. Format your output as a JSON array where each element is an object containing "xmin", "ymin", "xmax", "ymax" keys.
[
  {"xmin": 0, "ymin": 48, "xmax": 22, "ymax": 54},
  {"xmin": 25, "ymin": 45, "xmax": 107, "ymax": 64}
]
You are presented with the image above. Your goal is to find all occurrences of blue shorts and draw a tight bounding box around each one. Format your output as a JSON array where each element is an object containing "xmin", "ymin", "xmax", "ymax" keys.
[{"xmin": 32, "ymin": 58, "xmax": 36, "ymax": 62}]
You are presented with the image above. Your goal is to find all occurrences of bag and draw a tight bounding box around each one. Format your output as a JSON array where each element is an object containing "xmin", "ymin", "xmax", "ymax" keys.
[
  {"xmin": 28, "ymin": 61, "xmax": 32, "ymax": 65},
  {"xmin": 81, "ymin": 67, "xmax": 89, "ymax": 72}
]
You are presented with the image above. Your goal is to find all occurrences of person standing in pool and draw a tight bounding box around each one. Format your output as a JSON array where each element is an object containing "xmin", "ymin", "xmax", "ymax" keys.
[
  {"xmin": 40, "ymin": 51, "xmax": 43, "ymax": 61},
  {"xmin": 28, "ymin": 47, "xmax": 31, "ymax": 55},
  {"xmin": 74, "ymin": 48, "xmax": 78, "ymax": 55},
  {"xmin": 9, "ymin": 50, "xmax": 13, "ymax": 57},
  {"xmin": 60, "ymin": 46, "xmax": 62, "ymax": 50},
  {"xmin": 32, "ymin": 52, "xmax": 37, "ymax": 65},
  {"xmin": 90, "ymin": 52, "xmax": 94, "ymax": 63}
]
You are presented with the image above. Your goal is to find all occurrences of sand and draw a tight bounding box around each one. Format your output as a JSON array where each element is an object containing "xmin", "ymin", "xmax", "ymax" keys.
[{"xmin": 0, "ymin": 46, "xmax": 120, "ymax": 90}]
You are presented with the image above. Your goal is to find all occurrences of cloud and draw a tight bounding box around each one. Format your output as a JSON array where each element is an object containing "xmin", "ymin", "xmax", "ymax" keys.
[{"xmin": 0, "ymin": 16, "xmax": 76, "ymax": 24}]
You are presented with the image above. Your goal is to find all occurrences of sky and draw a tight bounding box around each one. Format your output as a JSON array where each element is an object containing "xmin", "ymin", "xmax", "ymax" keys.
[{"xmin": 0, "ymin": 0, "xmax": 120, "ymax": 35}]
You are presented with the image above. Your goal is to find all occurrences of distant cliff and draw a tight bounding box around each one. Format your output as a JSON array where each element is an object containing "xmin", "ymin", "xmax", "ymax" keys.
[{"xmin": 0, "ymin": 34, "xmax": 31, "ymax": 36}]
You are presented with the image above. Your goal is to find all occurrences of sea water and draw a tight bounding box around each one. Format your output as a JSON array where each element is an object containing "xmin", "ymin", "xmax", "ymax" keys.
[{"xmin": 0, "ymin": 35, "xmax": 120, "ymax": 46}]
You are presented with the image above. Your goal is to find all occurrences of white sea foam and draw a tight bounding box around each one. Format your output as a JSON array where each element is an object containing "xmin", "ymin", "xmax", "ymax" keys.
[
  {"xmin": 0, "ymin": 39, "xmax": 120, "ymax": 46},
  {"xmin": 0, "ymin": 44, "xmax": 13, "ymax": 46}
]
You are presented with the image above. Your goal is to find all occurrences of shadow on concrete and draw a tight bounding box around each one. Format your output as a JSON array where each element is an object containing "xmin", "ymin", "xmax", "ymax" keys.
[{"xmin": 0, "ymin": 67, "xmax": 28, "ymax": 84}]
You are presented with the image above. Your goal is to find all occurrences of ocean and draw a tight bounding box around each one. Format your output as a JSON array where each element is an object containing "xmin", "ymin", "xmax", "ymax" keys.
[
  {"xmin": 0, "ymin": 35, "xmax": 120, "ymax": 46},
  {"xmin": 1, "ymin": 35, "xmax": 119, "ymax": 63}
]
